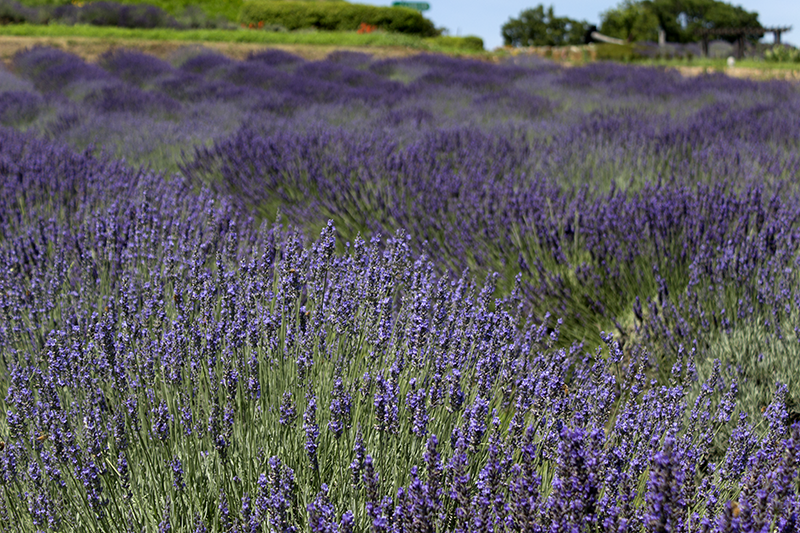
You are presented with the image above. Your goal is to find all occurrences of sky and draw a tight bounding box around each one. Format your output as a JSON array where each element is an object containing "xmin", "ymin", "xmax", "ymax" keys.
[{"xmin": 365, "ymin": 0, "xmax": 799, "ymax": 50}]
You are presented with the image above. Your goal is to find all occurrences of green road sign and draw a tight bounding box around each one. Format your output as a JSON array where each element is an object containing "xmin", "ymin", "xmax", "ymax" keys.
[{"xmin": 392, "ymin": 1, "xmax": 430, "ymax": 11}]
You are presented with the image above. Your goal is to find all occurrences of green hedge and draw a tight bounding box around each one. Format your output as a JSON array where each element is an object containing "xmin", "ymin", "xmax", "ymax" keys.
[
  {"xmin": 425, "ymin": 35, "xmax": 484, "ymax": 51},
  {"xmin": 239, "ymin": 0, "xmax": 439, "ymax": 36},
  {"xmin": 594, "ymin": 43, "xmax": 643, "ymax": 62},
  {"xmin": 0, "ymin": 23, "xmax": 492, "ymax": 53},
  {"xmin": 765, "ymin": 44, "xmax": 800, "ymax": 63}
]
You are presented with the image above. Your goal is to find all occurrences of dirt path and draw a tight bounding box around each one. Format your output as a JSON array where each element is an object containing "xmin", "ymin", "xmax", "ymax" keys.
[{"xmin": 673, "ymin": 65, "xmax": 800, "ymax": 82}]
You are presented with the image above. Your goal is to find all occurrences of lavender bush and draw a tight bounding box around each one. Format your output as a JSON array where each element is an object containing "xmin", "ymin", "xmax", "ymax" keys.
[
  {"xmin": 0, "ymin": 46, "xmax": 799, "ymax": 531},
  {"xmin": 0, "ymin": 0, "xmax": 187, "ymax": 29}
]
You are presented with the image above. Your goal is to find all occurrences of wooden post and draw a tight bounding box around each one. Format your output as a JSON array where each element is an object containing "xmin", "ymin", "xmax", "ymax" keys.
[
  {"xmin": 775, "ymin": 30, "xmax": 782, "ymax": 45},
  {"xmin": 736, "ymin": 35, "xmax": 744, "ymax": 59},
  {"xmin": 702, "ymin": 35, "xmax": 709, "ymax": 57}
]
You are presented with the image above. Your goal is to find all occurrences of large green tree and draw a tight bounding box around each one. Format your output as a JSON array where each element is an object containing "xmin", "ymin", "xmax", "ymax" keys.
[
  {"xmin": 599, "ymin": 0, "xmax": 761, "ymax": 43},
  {"xmin": 599, "ymin": 0, "xmax": 660, "ymax": 42},
  {"xmin": 502, "ymin": 5, "xmax": 590, "ymax": 47}
]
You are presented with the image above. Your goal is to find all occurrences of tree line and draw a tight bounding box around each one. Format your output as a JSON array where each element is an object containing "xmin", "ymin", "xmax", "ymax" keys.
[{"xmin": 502, "ymin": 0, "xmax": 761, "ymax": 47}]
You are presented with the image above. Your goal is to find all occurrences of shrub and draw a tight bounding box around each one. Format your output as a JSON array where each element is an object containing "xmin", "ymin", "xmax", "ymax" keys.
[
  {"xmin": 4, "ymin": 47, "xmax": 800, "ymax": 530},
  {"xmin": 0, "ymin": 90, "xmax": 42, "ymax": 124},
  {"xmin": 76, "ymin": 1, "xmax": 180, "ymax": 28},
  {"xmin": 425, "ymin": 35, "xmax": 484, "ymax": 51},
  {"xmin": 173, "ymin": 5, "xmax": 236, "ymax": 29},
  {"xmin": 2, "ymin": 0, "xmax": 181, "ymax": 28},
  {"xmin": 594, "ymin": 42, "xmax": 643, "ymax": 62},
  {"xmin": 0, "ymin": 0, "xmax": 43, "ymax": 24},
  {"xmin": 502, "ymin": 4, "xmax": 590, "ymax": 47},
  {"xmin": 764, "ymin": 44, "xmax": 800, "ymax": 63},
  {"xmin": 238, "ymin": 0, "xmax": 439, "ymax": 36}
]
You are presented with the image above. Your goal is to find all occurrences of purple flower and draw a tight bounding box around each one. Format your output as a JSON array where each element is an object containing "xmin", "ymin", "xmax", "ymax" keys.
[
  {"xmin": 405, "ymin": 380, "xmax": 429, "ymax": 438},
  {"xmin": 79, "ymin": 458, "xmax": 107, "ymax": 519},
  {"xmin": 126, "ymin": 395, "xmax": 141, "ymax": 432},
  {"xmin": 241, "ymin": 493, "xmax": 259, "ymax": 533},
  {"xmin": 644, "ymin": 437, "xmax": 686, "ymax": 533},
  {"xmin": 41, "ymin": 449, "xmax": 65, "ymax": 490},
  {"xmin": 259, "ymin": 457, "xmax": 297, "ymax": 533},
  {"xmin": 193, "ymin": 514, "xmax": 208, "ymax": 533},
  {"xmin": 363, "ymin": 455, "xmax": 380, "ymax": 509},
  {"xmin": 407, "ymin": 465, "xmax": 439, "ymax": 532},
  {"xmin": 373, "ymin": 375, "xmax": 399, "ymax": 434},
  {"xmin": 340, "ymin": 510, "xmax": 355, "ymax": 533},
  {"xmin": 766, "ymin": 423, "xmax": 800, "ymax": 523},
  {"xmin": 170, "ymin": 456, "xmax": 185, "ymax": 491},
  {"xmin": 248, "ymin": 354, "xmax": 261, "ymax": 400},
  {"xmin": 113, "ymin": 408, "xmax": 128, "ymax": 450},
  {"xmin": 159, "ymin": 498, "xmax": 171, "ymax": 533},
  {"xmin": 446, "ymin": 429, "xmax": 470, "ymax": 532},
  {"xmin": 328, "ymin": 376, "xmax": 352, "ymax": 439},
  {"xmin": 304, "ymin": 393, "xmax": 320, "ymax": 471},
  {"xmin": 447, "ymin": 371, "xmax": 465, "ymax": 413},
  {"xmin": 118, "ymin": 451, "xmax": 131, "ymax": 500},
  {"xmin": 471, "ymin": 438, "xmax": 509, "ymax": 533},
  {"xmin": 545, "ymin": 426, "xmax": 604, "ymax": 532},
  {"xmin": 4, "ymin": 55, "xmax": 800, "ymax": 532},
  {"xmin": 152, "ymin": 399, "xmax": 173, "ymax": 443},
  {"xmin": 423, "ymin": 434, "xmax": 442, "ymax": 514},
  {"xmin": 308, "ymin": 484, "xmax": 338, "ymax": 533},
  {"xmin": 280, "ymin": 390, "xmax": 297, "ymax": 427},
  {"xmin": 506, "ymin": 460, "xmax": 542, "ymax": 532},
  {"xmin": 180, "ymin": 401, "xmax": 194, "ymax": 437},
  {"xmin": 351, "ymin": 427, "xmax": 366, "ymax": 492},
  {"xmin": 464, "ymin": 396, "xmax": 490, "ymax": 450},
  {"xmin": 27, "ymin": 460, "xmax": 57, "ymax": 530},
  {"xmin": 218, "ymin": 488, "xmax": 230, "ymax": 530}
]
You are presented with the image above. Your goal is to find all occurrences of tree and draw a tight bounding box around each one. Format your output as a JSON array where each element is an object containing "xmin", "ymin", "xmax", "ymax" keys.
[
  {"xmin": 599, "ymin": 0, "xmax": 660, "ymax": 42},
  {"xmin": 599, "ymin": 0, "xmax": 761, "ymax": 43},
  {"xmin": 502, "ymin": 5, "xmax": 590, "ymax": 47}
]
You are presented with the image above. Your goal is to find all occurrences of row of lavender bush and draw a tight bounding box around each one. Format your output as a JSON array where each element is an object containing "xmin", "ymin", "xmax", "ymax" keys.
[
  {"xmin": 0, "ymin": 0, "xmax": 231, "ymax": 29},
  {"xmin": 0, "ymin": 47, "xmax": 799, "ymax": 531}
]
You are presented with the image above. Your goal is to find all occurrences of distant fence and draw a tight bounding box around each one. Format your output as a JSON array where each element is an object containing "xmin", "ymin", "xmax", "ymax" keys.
[
  {"xmin": 695, "ymin": 26, "xmax": 792, "ymax": 59},
  {"xmin": 502, "ymin": 45, "xmax": 596, "ymax": 62}
]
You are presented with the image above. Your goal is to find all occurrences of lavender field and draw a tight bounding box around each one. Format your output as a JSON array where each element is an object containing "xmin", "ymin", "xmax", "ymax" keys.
[{"xmin": 1, "ymin": 45, "xmax": 800, "ymax": 532}]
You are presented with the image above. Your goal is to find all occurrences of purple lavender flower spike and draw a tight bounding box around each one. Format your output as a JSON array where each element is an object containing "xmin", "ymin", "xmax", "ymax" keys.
[
  {"xmin": 304, "ymin": 393, "xmax": 320, "ymax": 472},
  {"xmin": 308, "ymin": 484, "xmax": 338, "ymax": 533},
  {"xmin": 644, "ymin": 437, "xmax": 687, "ymax": 533},
  {"xmin": 280, "ymin": 390, "xmax": 297, "ymax": 427}
]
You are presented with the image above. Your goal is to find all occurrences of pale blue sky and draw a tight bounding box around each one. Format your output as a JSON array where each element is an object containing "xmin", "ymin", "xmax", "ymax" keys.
[{"xmin": 366, "ymin": 0, "xmax": 799, "ymax": 50}]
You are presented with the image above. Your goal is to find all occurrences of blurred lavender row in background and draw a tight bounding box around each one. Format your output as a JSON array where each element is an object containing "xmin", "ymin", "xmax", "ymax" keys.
[{"xmin": 0, "ymin": 0, "xmax": 233, "ymax": 29}]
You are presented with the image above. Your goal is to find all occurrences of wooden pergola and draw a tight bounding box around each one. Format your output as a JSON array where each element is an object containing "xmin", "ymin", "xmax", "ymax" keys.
[{"xmin": 695, "ymin": 26, "xmax": 792, "ymax": 59}]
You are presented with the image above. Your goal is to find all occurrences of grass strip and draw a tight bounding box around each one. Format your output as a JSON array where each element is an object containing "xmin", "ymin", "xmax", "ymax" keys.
[{"xmin": 0, "ymin": 23, "xmax": 486, "ymax": 53}]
